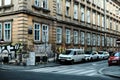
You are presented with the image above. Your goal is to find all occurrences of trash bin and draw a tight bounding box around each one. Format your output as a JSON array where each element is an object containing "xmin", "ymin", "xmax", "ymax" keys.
[
  {"xmin": 42, "ymin": 56, "xmax": 48, "ymax": 62},
  {"xmin": 35, "ymin": 56, "xmax": 40, "ymax": 62},
  {"xmin": 3, "ymin": 57, "xmax": 9, "ymax": 64}
]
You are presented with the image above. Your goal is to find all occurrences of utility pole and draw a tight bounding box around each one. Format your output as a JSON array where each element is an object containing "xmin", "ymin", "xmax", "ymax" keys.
[{"xmin": 104, "ymin": 0, "xmax": 107, "ymax": 51}]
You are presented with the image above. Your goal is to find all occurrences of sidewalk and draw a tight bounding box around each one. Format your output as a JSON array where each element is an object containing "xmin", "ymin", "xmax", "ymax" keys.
[
  {"xmin": 0, "ymin": 62, "xmax": 60, "ymax": 71},
  {"xmin": 0, "ymin": 58, "xmax": 60, "ymax": 71},
  {"xmin": 99, "ymin": 66, "xmax": 120, "ymax": 78}
]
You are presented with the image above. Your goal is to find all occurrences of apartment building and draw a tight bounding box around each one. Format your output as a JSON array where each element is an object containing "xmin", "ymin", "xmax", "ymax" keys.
[{"xmin": 0, "ymin": 0, "xmax": 120, "ymax": 56}]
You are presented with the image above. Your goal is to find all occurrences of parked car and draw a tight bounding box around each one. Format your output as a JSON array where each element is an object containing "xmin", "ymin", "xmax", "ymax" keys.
[
  {"xmin": 98, "ymin": 51, "xmax": 109, "ymax": 60},
  {"xmin": 108, "ymin": 52, "xmax": 120, "ymax": 66},
  {"xmin": 84, "ymin": 51, "xmax": 99, "ymax": 61},
  {"xmin": 58, "ymin": 49, "xmax": 85, "ymax": 64}
]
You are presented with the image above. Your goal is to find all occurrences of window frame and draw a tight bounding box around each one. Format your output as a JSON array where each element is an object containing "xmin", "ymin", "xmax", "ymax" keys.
[
  {"xmin": 5, "ymin": 0, "xmax": 11, "ymax": 5},
  {"xmin": 4, "ymin": 22, "xmax": 11, "ymax": 41},
  {"xmin": 87, "ymin": 33, "xmax": 91, "ymax": 45},
  {"xmin": 87, "ymin": 8, "xmax": 90, "ymax": 23},
  {"xmin": 56, "ymin": 0, "xmax": 62, "ymax": 14},
  {"xmin": 81, "ymin": 5, "xmax": 85, "ymax": 22},
  {"xmin": 93, "ymin": 11, "xmax": 96, "ymax": 24},
  {"xmin": 74, "ymin": 31, "xmax": 78, "ymax": 44},
  {"xmin": 56, "ymin": 27, "xmax": 62, "ymax": 43},
  {"xmin": 97, "ymin": 35, "xmax": 100, "ymax": 46},
  {"xmin": 34, "ymin": 0, "xmax": 40, "ymax": 7},
  {"xmin": 74, "ymin": 4, "xmax": 78, "ymax": 19},
  {"xmin": 0, "ymin": 23, "xmax": 2, "ymax": 39},
  {"xmin": 42, "ymin": 24, "xmax": 49, "ymax": 42},
  {"xmin": 34, "ymin": 23, "xmax": 41, "ymax": 41},
  {"xmin": 66, "ymin": 29, "xmax": 71, "ymax": 44},
  {"xmin": 81, "ymin": 31, "xmax": 85, "ymax": 45},
  {"xmin": 41, "ymin": 0, "xmax": 48, "ymax": 9},
  {"xmin": 66, "ymin": 0, "xmax": 70, "ymax": 16}
]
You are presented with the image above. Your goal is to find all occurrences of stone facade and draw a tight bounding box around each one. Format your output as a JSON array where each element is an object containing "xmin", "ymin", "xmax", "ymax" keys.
[{"xmin": 0, "ymin": 0, "xmax": 120, "ymax": 55}]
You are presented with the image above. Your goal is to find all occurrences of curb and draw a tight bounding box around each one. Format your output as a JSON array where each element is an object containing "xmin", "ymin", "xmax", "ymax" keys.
[
  {"xmin": 98, "ymin": 67, "xmax": 120, "ymax": 78},
  {"xmin": 0, "ymin": 63, "xmax": 61, "ymax": 71}
]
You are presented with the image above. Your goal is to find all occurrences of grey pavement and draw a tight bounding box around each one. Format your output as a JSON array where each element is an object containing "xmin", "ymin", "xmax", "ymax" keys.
[
  {"xmin": 0, "ymin": 61, "xmax": 61, "ymax": 71},
  {"xmin": 1, "ymin": 61, "xmax": 120, "ymax": 79},
  {"xmin": 99, "ymin": 66, "xmax": 120, "ymax": 78}
]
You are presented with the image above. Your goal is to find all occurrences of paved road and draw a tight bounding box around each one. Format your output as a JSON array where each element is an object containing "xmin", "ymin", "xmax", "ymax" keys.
[{"xmin": 0, "ymin": 60, "xmax": 119, "ymax": 80}]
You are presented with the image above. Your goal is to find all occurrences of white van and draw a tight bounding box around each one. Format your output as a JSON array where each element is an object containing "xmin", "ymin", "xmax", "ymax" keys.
[{"xmin": 58, "ymin": 49, "xmax": 85, "ymax": 64}]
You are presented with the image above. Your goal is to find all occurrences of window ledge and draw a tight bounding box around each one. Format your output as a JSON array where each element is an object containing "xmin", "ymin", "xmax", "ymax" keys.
[
  {"xmin": 65, "ymin": 15, "xmax": 71, "ymax": 18},
  {"xmin": 0, "ymin": 4, "xmax": 14, "ymax": 9},
  {"xmin": 56, "ymin": 13, "xmax": 63, "ymax": 16},
  {"xmin": 73, "ymin": 18, "xmax": 78, "ymax": 21},
  {"xmin": 32, "ymin": 5, "xmax": 50, "ymax": 13}
]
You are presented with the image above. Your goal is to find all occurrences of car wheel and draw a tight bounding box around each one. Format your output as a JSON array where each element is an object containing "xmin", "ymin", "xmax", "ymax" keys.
[
  {"xmin": 91, "ymin": 58, "xmax": 93, "ymax": 61},
  {"xmin": 108, "ymin": 64, "xmax": 111, "ymax": 66},
  {"xmin": 71, "ymin": 60, "xmax": 74, "ymax": 65}
]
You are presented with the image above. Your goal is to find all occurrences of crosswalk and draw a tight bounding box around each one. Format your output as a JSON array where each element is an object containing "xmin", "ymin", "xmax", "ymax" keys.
[{"xmin": 24, "ymin": 66, "xmax": 98, "ymax": 76}]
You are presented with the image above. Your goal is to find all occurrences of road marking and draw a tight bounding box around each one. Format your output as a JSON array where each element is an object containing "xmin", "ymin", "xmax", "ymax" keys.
[{"xmin": 25, "ymin": 66, "xmax": 98, "ymax": 76}]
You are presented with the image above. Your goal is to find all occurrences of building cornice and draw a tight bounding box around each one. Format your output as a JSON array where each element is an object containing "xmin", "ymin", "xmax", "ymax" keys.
[{"xmin": 0, "ymin": 9, "xmax": 56, "ymax": 21}]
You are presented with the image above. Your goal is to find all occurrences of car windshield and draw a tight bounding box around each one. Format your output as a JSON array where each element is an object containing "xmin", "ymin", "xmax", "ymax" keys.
[
  {"xmin": 98, "ymin": 52, "xmax": 103, "ymax": 54},
  {"xmin": 85, "ymin": 51, "xmax": 91, "ymax": 54},
  {"xmin": 114, "ymin": 52, "xmax": 120, "ymax": 57},
  {"xmin": 62, "ymin": 50, "xmax": 73, "ymax": 55}
]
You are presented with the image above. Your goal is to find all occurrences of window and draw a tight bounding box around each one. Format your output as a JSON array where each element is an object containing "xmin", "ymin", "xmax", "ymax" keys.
[
  {"xmin": 87, "ymin": 9, "xmax": 90, "ymax": 23},
  {"xmin": 110, "ymin": 20, "xmax": 112, "ymax": 30},
  {"xmin": 101, "ymin": 0, "xmax": 103, "ymax": 9},
  {"xmin": 87, "ymin": 33, "xmax": 91, "ymax": 45},
  {"xmin": 34, "ymin": 0, "xmax": 40, "ymax": 7},
  {"xmin": 66, "ymin": 29, "xmax": 70, "ymax": 44},
  {"xmin": 56, "ymin": 0, "xmax": 62, "ymax": 14},
  {"xmin": 42, "ymin": 24, "xmax": 49, "ymax": 42},
  {"xmin": 34, "ymin": 23, "xmax": 40, "ymax": 41},
  {"xmin": 92, "ymin": 34, "xmax": 96, "ymax": 46},
  {"xmin": 0, "ymin": 0, "xmax": 1, "ymax": 6},
  {"xmin": 97, "ymin": 35, "xmax": 100, "ymax": 46},
  {"xmin": 102, "ymin": 16, "xmax": 104, "ymax": 27},
  {"xmin": 102, "ymin": 36, "xmax": 104, "ymax": 46},
  {"xmin": 106, "ymin": 18, "xmax": 109, "ymax": 28},
  {"xmin": 81, "ymin": 32, "xmax": 85, "ymax": 45},
  {"xmin": 114, "ymin": 38, "xmax": 116, "ymax": 47},
  {"xmin": 56, "ymin": 27, "xmax": 62, "ymax": 43},
  {"xmin": 74, "ymin": 4, "xmax": 78, "ymax": 19},
  {"xmin": 4, "ymin": 22, "xmax": 11, "ymax": 41},
  {"xmin": 81, "ymin": 5, "xmax": 85, "ymax": 21},
  {"xmin": 74, "ymin": 31, "xmax": 78, "ymax": 44},
  {"xmin": 116, "ymin": 23, "xmax": 118, "ymax": 31},
  {"xmin": 110, "ymin": 37, "xmax": 113, "ymax": 46},
  {"xmin": 42, "ymin": 0, "xmax": 48, "ymax": 9},
  {"xmin": 98, "ymin": 14, "xmax": 100, "ymax": 26},
  {"xmin": 0, "ymin": 23, "xmax": 2, "ymax": 39},
  {"xmin": 5, "ymin": 0, "xmax": 11, "ymax": 5},
  {"xmin": 107, "ymin": 37, "xmax": 109, "ymax": 46},
  {"xmin": 93, "ymin": 11, "xmax": 96, "ymax": 24},
  {"xmin": 66, "ymin": 0, "xmax": 70, "ymax": 16}
]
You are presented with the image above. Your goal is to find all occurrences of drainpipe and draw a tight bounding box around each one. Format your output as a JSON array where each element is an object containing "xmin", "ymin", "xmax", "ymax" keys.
[{"xmin": 104, "ymin": 0, "xmax": 107, "ymax": 51}]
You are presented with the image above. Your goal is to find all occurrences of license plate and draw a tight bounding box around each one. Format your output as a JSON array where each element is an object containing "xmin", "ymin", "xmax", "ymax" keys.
[
  {"xmin": 112, "ymin": 61, "xmax": 117, "ymax": 63},
  {"xmin": 61, "ymin": 59, "xmax": 65, "ymax": 61}
]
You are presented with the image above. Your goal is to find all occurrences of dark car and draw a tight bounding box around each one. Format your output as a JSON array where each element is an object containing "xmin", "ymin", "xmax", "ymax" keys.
[{"xmin": 108, "ymin": 52, "xmax": 120, "ymax": 66}]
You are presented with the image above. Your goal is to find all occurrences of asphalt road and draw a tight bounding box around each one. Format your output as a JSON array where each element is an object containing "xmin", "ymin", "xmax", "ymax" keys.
[{"xmin": 0, "ymin": 60, "xmax": 119, "ymax": 80}]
